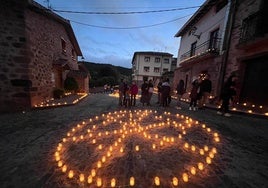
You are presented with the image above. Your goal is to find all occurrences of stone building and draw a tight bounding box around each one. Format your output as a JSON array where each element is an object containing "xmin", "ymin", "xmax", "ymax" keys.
[
  {"xmin": 0, "ymin": 0, "xmax": 89, "ymax": 112},
  {"xmin": 224, "ymin": 0, "xmax": 268, "ymax": 106}
]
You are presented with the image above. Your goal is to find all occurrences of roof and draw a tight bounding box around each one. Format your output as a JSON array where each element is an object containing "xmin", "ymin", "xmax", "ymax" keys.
[
  {"xmin": 28, "ymin": 1, "xmax": 82, "ymax": 56},
  {"xmin": 131, "ymin": 51, "xmax": 173, "ymax": 64},
  {"xmin": 174, "ymin": 0, "xmax": 217, "ymax": 37}
]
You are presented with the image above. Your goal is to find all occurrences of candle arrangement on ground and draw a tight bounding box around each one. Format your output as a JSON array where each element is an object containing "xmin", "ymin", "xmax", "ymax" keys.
[{"xmin": 53, "ymin": 109, "xmax": 221, "ymax": 187}]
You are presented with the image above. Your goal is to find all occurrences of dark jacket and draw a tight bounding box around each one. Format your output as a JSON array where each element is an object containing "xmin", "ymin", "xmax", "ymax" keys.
[{"xmin": 190, "ymin": 80, "xmax": 200, "ymax": 99}]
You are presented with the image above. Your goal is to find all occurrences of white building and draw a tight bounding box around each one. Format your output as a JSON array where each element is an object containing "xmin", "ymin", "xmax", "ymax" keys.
[
  {"xmin": 131, "ymin": 51, "xmax": 173, "ymax": 86},
  {"xmin": 173, "ymin": 0, "xmax": 229, "ymax": 96}
]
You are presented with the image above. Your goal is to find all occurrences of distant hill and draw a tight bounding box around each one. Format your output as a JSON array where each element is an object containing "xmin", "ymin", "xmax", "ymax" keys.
[{"xmin": 79, "ymin": 61, "xmax": 132, "ymax": 87}]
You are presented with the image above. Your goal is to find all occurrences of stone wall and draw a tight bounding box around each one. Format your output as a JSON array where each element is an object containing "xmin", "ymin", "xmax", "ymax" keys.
[
  {"xmin": 0, "ymin": 0, "xmax": 80, "ymax": 113},
  {"xmin": 0, "ymin": 0, "xmax": 31, "ymax": 112}
]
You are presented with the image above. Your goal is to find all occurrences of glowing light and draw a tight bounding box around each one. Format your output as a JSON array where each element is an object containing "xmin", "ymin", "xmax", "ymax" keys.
[
  {"xmin": 191, "ymin": 166, "xmax": 196, "ymax": 175},
  {"xmin": 111, "ymin": 178, "xmax": 116, "ymax": 187},
  {"xmin": 68, "ymin": 170, "xmax": 74, "ymax": 178},
  {"xmin": 97, "ymin": 178, "xmax": 102, "ymax": 187},
  {"xmin": 182, "ymin": 173, "xmax": 188, "ymax": 182},
  {"xmin": 130, "ymin": 177, "xmax": 135, "ymax": 186},
  {"xmin": 154, "ymin": 176, "xmax": 160, "ymax": 186},
  {"xmin": 198, "ymin": 163, "xmax": 204, "ymax": 170},
  {"xmin": 79, "ymin": 174, "xmax": 85, "ymax": 182},
  {"xmin": 206, "ymin": 157, "xmax": 212, "ymax": 164},
  {"xmin": 172, "ymin": 177, "xmax": 179, "ymax": 186},
  {"xmin": 87, "ymin": 175, "xmax": 93, "ymax": 184}
]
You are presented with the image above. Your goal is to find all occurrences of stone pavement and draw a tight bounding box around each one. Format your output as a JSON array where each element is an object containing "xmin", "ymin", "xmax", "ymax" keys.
[{"xmin": 0, "ymin": 93, "xmax": 267, "ymax": 188}]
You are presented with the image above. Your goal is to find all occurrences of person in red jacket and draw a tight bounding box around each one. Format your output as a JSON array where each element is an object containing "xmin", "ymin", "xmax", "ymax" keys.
[{"xmin": 130, "ymin": 81, "xmax": 138, "ymax": 106}]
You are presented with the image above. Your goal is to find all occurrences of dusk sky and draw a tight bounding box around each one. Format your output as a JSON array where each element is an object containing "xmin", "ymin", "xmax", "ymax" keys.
[{"xmin": 35, "ymin": 0, "xmax": 206, "ymax": 68}]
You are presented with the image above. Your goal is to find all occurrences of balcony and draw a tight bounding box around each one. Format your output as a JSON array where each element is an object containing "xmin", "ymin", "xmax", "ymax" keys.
[{"xmin": 180, "ymin": 38, "xmax": 221, "ymax": 62}]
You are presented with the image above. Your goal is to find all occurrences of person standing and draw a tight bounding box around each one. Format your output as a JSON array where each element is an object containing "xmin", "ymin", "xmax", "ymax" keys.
[
  {"xmin": 118, "ymin": 79, "xmax": 125, "ymax": 106},
  {"xmin": 217, "ymin": 75, "xmax": 237, "ymax": 117},
  {"xmin": 130, "ymin": 81, "xmax": 138, "ymax": 106},
  {"xmin": 176, "ymin": 79, "xmax": 185, "ymax": 109},
  {"xmin": 189, "ymin": 77, "xmax": 200, "ymax": 111},
  {"xmin": 140, "ymin": 80, "xmax": 149, "ymax": 106},
  {"xmin": 198, "ymin": 74, "xmax": 212, "ymax": 109},
  {"xmin": 161, "ymin": 78, "xmax": 171, "ymax": 107},
  {"xmin": 148, "ymin": 79, "xmax": 154, "ymax": 106},
  {"xmin": 157, "ymin": 78, "xmax": 163, "ymax": 104}
]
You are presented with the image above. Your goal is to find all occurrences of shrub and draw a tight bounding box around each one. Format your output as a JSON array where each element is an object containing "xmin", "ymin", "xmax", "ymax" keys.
[
  {"xmin": 64, "ymin": 77, "xmax": 78, "ymax": 92},
  {"xmin": 53, "ymin": 88, "xmax": 64, "ymax": 99}
]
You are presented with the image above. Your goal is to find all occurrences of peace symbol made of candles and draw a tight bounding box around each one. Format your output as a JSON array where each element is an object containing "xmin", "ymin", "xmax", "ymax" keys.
[{"xmin": 54, "ymin": 109, "xmax": 220, "ymax": 187}]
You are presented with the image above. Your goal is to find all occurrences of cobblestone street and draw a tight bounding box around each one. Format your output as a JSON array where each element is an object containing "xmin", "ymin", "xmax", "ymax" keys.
[{"xmin": 0, "ymin": 93, "xmax": 267, "ymax": 188}]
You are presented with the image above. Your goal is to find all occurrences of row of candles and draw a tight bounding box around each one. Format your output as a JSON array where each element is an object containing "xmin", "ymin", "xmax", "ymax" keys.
[
  {"xmin": 34, "ymin": 93, "xmax": 87, "ymax": 108},
  {"xmin": 54, "ymin": 109, "xmax": 220, "ymax": 187}
]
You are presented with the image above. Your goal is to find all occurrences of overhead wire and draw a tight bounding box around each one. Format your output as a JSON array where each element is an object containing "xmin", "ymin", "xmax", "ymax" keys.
[
  {"xmin": 52, "ymin": 6, "xmax": 201, "ymax": 15},
  {"xmin": 69, "ymin": 14, "xmax": 193, "ymax": 29}
]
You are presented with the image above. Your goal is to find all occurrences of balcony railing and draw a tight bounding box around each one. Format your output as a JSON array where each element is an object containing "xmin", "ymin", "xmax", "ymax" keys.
[
  {"xmin": 180, "ymin": 38, "xmax": 221, "ymax": 62},
  {"xmin": 239, "ymin": 11, "xmax": 267, "ymax": 43}
]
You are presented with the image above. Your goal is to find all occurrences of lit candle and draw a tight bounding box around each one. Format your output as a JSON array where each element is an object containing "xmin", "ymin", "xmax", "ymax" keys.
[
  {"xmin": 62, "ymin": 165, "xmax": 67, "ymax": 173},
  {"xmin": 182, "ymin": 173, "xmax": 188, "ymax": 182},
  {"xmin": 130, "ymin": 176, "xmax": 135, "ymax": 186},
  {"xmin": 135, "ymin": 145, "xmax": 139, "ymax": 151},
  {"xmin": 191, "ymin": 145, "xmax": 196, "ymax": 151},
  {"xmin": 204, "ymin": 145, "xmax": 209, "ymax": 151},
  {"xmin": 97, "ymin": 161, "xmax": 102, "ymax": 168},
  {"xmin": 68, "ymin": 170, "xmax": 74, "ymax": 178},
  {"xmin": 79, "ymin": 174, "xmax": 85, "ymax": 182},
  {"xmin": 58, "ymin": 160, "xmax": 63, "ymax": 167},
  {"xmin": 198, "ymin": 162, "xmax": 204, "ymax": 170},
  {"xmin": 91, "ymin": 169, "xmax": 96, "ymax": 177},
  {"xmin": 152, "ymin": 144, "xmax": 156, "ymax": 149},
  {"xmin": 102, "ymin": 156, "xmax": 106, "ymax": 162},
  {"xmin": 172, "ymin": 177, "xmax": 178, "ymax": 186},
  {"xmin": 97, "ymin": 178, "xmax": 102, "ymax": 187},
  {"xmin": 87, "ymin": 175, "xmax": 93, "ymax": 184},
  {"xmin": 120, "ymin": 147, "xmax": 124, "ymax": 153},
  {"xmin": 206, "ymin": 157, "xmax": 211, "ymax": 164},
  {"xmin": 154, "ymin": 176, "xmax": 160, "ymax": 186},
  {"xmin": 190, "ymin": 167, "xmax": 196, "ymax": 175},
  {"xmin": 111, "ymin": 178, "xmax": 116, "ymax": 187}
]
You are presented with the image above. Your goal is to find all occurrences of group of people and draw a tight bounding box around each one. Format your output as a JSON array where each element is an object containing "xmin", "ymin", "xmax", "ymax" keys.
[
  {"xmin": 118, "ymin": 73, "xmax": 237, "ymax": 117},
  {"xmin": 184, "ymin": 73, "xmax": 237, "ymax": 116},
  {"xmin": 118, "ymin": 79, "xmax": 138, "ymax": 107},
  {"xmin": 141, "ymin": 78, "xmax": 171, "ymax": 107}
]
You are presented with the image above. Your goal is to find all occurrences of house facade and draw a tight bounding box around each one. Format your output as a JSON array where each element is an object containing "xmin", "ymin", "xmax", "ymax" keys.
[
  {"xmin": 0, "ymin": 0, "xmax": 89, "ymax": 112},
  {"xmin": 174, "ymin": 0, "xmax": 268, "ymax": 106},
  {"xmin": 132, "ymin": 51, "xmax": 173, "ymax": 86},
  {"xmin": 173, "ymin": 0, "xmax": 229, "ymax": 97},
  {"xmin": 225, "ymin": 0, "xmax": 268, "ymax": 106}
]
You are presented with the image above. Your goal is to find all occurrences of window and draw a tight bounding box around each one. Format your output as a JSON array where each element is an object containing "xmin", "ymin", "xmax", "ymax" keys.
[
  {"xmin": 61, "ymin": 38, "xmax": 66, "ymax": 53},
  {"xmin": 144, "ymin": 57, "xmax": 150, "ymax": 62},
  {"xmin": 144, "ymin": 66, "xmax": 150, "ymax": 72},
  {"xmin": 154, "ymin": 67, "xmax": 160, "ymax": 73},
  {"xmin": 163, "ymin": 68, "xmax": 168, "ymax": 73},
  {"xmin": 155, "ymin": 57, "xmax": 160, "ymax": 62},
  {"xmin": 209, "ymin": 28, "xmax": 219, "ymax": 50},
  {"xmin": 163, "ymin": 58, "xmax": 169, "ymax": 64},
  {"xmin": 190, "ymin": 41, "xmax": 197, "ymax": 56}
]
